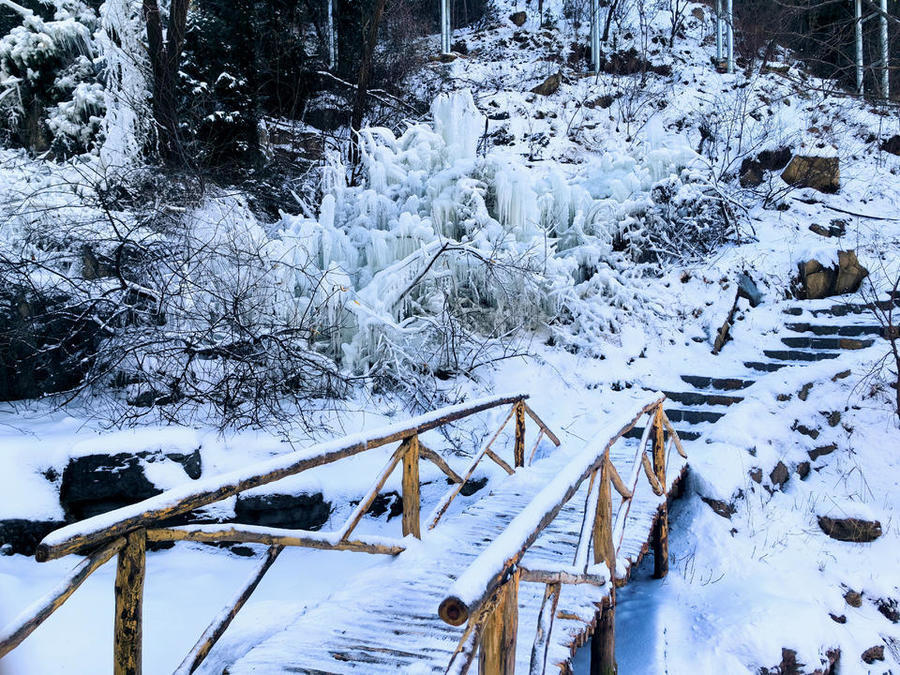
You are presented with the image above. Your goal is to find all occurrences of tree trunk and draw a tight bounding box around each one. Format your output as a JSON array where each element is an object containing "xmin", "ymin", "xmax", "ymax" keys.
[
  {"xmin": 142, "ymin": 0, "xmax": 189, "ymax": 164},
  {"xmin": 350, "ymin": 0, "xmax": 387, "ymax": 162}
]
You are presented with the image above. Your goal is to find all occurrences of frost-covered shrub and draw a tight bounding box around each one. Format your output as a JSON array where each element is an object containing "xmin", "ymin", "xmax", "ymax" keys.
[
  {"xmin": 0, "ymin": 4, "xmax": 103, "ymax": 155},
  {"xmin": 0, "ymin": 88, "xmax": 726, "ymax": 427}
]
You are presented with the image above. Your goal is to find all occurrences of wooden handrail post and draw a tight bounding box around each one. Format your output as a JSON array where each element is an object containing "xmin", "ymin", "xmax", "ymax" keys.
[
  {"xmin": 115, "ymin": 529, "xmax": 146, "ymax": 675},
  {"xmin": 479, "ymin": 568, "xmax": 519, "ymax": 675},
  {"xmin": 401, "ymin": 434, "xmax": 421, "ymax": 539},
  {"xmin": 514, "ymin": 401, "xmax": 526, "ymax": 468},
  {"xmin": 651, "ymin": 406, "xmax": 669, "ymax": 579},
  {"xmin": 591, "ymin": 455, "xmax": 617, "ymax": 675}
]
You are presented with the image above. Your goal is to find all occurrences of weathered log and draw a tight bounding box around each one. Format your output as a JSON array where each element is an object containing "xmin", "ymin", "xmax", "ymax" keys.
[
  {"xmin": 593, "ymin": 458, "xmax": 616, "ymax": 577},
  {"xmin": 419, "ymin": 442, "xmax": 464, "ymax": 484},
  {"xmin": 428, "ymin": 404, "xmax": 518, "ymax": 530},
  {"xmin": 146, "ymin": 525, "xmax": 405, "ymax": 555},
  {"xmin": 641, "ymin": 452, "xmax": 664, "ymax": 496},
  {"xmin": 527, "ymin": 429, "xmax": 546, "ymax": 465},
  {"xmin": 661, "ymin": 413, "xmax": 688, "ymax": 458},
  {"xmin": 528, "ymin": 582, "xmax": 561, "ymax": 675},
  {"xmin": 402, "ymin": 435, "xmax": 421, "ymax": 538},
  {"xmin": 519, "ymin": 566, "xmax": 608, "ymax": 586},
  {"xmin": 606, "ymin": 460, "xmax": 633, "ymax": 500},
  {"xmin": 573, "ymin": 470, "xmax": 600, "ymax": 571},
  {"xmin": 486, "ymin": 448, "xmax": 516, "ymax": 475},
  {"xmin": 338, "ymin": 439, "xmax": 409, "ymax": 542},
  {"xmin": 37, "ymin": 393, "xmax": 527, "ymax": 562},
  {"xmin": 514, "ymin": 401, "xmax": 527, "ymax": 468},
  {"xmin": 522, "ymin": 402, "xmax": 561, "ymax": 447},
  {"xmin": 0, "ymin": 537, "xmax": 124, "ymax": 658},
  {"xmin": 175, "ymin": 545, "xmax": 283, "ymax": 674},
  {"xmin": 115, "ymin": 529, "xmax": 146, "ymax": 675},
  {"xmin": 479, "ymin": 568, "xmax": 519, "ymax": 675},
  {"xmin": 652, "ymin": 408, "xmax": 669, "ymax": 579}
]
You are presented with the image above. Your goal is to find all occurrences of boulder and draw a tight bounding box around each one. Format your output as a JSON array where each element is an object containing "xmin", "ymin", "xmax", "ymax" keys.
[
  {"xmin": 740, "ymin": 166, "xmax": 763, "ymax": 188},
  {"xmin": 844, "ymin": 589, "xmax": 863, "ymax": 607},
  {"xmin": 818, "ymin": 516, "xmax": 882, "ymax": 543},
  {"xmin": 0, "ymin": 519, "xmax": 65, "ymax": 556},
  {"xmin": 770, "ymin": 461, "xmax": 790, "ymax": 488},
  {"xmin": 798, "ymin": 250, "xmax": 868, "ymax": 299},
  {"xmin": 834, "ymin": 250, "xmax": 868, "ymax": 294},
  {"xmin": 509, "ymin": 10, "xmax": 527, "ymax": 26},
  {"xmin": 531, "ymin": 71, "xmax": 561, "ymax": 96},
  {"xmin": 737, "ymin": 272, "xmax": 763, "ymax": 307},
  {"xmin": 781, "ymin": 155, "xmax": 840, "ymax": 193},
  {"xmin": 739, "ymin": 148, "xmax": 792, "ymax": 188},
  {"xmin": 882, "ymin": 135, "xmax": 900, "ymax": 156},
  {"xmin": 808, "ymin": 443, "xmax": 837, "ymax": 460},
  {"xmin": 61, "ymin": 454, "xmax": 162, "ymax": 521},
  {"xmin": 861, "ymin": 645, "xmax": 884, "ymax": 664},
  {"xmin": 702, "ymin": 497, "xmax": 735, "ymax": 519},
  {"xmin": 60, "ymin": 448, "xmax": 201, "ymax": 521},
  {"xmin": 234, "ymin": 492, "xmax": 331, "ymax": 530}
]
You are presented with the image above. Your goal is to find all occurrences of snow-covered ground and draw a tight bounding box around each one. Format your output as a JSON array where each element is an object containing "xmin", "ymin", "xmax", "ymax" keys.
[{"xmin": 2, "ymin": 0, "xmax": 900, "ymax": 670}]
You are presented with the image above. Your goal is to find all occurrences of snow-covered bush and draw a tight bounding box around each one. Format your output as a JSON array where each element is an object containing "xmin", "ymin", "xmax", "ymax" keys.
[
  {"xmin": 0, "ymin": 4, "xmax": 103, "ymax": 156},
  {"xmin": 0, "ymin": 88, "xmax": 727, "ymax": 426}
]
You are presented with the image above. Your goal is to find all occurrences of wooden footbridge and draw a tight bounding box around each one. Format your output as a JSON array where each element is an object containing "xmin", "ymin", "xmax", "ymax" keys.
[{"xmin": 0, "ymin": 392, "xmax": 687, "ymax": 674}]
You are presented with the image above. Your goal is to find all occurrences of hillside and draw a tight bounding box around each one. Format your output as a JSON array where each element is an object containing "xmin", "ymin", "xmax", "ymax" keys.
[{"xmin": 0, "ymin": 0, "xmax": 899, "ymax": 671}]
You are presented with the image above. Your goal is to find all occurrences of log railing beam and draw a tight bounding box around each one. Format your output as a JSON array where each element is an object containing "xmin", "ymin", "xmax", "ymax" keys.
[
  {"xmin": 37, "ymin": 393, "xmax": 528, "ymax": 562},
  {"xmin": 0, "ymin": 537, "xmax": 124, "ymax": 659}
]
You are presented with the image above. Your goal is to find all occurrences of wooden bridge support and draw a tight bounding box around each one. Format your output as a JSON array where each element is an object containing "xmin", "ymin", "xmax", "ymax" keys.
[
  {"xmin": 591, "ymin": 591, "xmax": 617, "ymax": 675},
  {"xmin": 114, "ymin": 529, "xmax": 146, "ymax": 675},
  {"xmin": 479, "ymin": 569, "xmax": 520, "ymax": 675},
  {"xmin": 651, "ymin": 408, "xmax": 669, "ymax": 579}
]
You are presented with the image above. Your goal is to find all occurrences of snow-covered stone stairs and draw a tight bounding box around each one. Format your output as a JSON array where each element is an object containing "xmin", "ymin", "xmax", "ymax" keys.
[{"xmin": 627, "ymin": 296, "xmax": 895, "ymax": 444}]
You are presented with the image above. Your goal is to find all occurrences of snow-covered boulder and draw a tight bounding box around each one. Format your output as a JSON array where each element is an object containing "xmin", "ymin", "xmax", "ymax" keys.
[
  {"xmin": 781, "ymin": 154, "xmax": 840, "ymax": 193},
  {"xmin": 798, "ymin": 250, "xmax": 868, "ymax": 299}
]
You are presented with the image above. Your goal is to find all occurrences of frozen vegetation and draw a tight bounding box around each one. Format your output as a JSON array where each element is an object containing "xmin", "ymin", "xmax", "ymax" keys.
[{"xmin": 0, "ymin": 0, "xmax": 899, "ymax": 671}]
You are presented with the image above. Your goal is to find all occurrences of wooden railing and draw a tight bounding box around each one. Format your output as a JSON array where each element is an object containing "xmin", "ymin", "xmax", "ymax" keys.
[
  {"xmin": 0, "ymin": 393, "xmax": 557, "ymax": 674},
  {"xmin": 436, "ymin": 393, "xmax": 687, "ymax": 675}
]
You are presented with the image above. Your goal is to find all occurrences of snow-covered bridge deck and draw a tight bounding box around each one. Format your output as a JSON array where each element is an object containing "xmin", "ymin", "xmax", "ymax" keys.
[
  {"xmin": 227, "ymin": 431, "xmax": 687, "ymax": 674},
  {"xmin": 1, "ymin": 393, "xmax": 687, "ymax": 675}
]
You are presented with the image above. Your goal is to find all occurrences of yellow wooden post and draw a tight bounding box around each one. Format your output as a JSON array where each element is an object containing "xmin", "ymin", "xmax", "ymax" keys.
[
  {"xmin": 591, "ymin": 456, "xmax": 617, "ymax": 675},
  {"xmin": 479, "ymin": 569, "xmax": 519, "ymax": 675},
  {"xmin": 114, "ymin": 529, "xmax": 146, "ymax": 675},
  {"xmin": 401, "ymin": 434, "xmax": 421, "ymax": 538},
  {"xmin": 652, "ymin": 406, "xmax": 668, "ymax": 579},
  {"xmin": 514, "ymin": 401, "xmax": 526, "ymax": 468}
]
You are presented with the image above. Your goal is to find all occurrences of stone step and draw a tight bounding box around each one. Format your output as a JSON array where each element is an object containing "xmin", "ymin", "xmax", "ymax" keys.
[
  {"xmin": 664, "ymin": 408, "xmax": 727, "ymax": 425},
  {"xmin": 680, "ymin": 375, "xmax": 755, "ymax": 391},
  {"xmin": 785, "ymin": 322, "xmax": 883, "ymax": 337},
  {"xmin": 624, "ymin": 427, "xmax": 701, "ymax": 441},
  {"xmin": 780, "ymin": 336, "xmax": 874, "ymax": 350},
  {"xmin": 785, "ymin": 298, "xmax": 900, "ymax": 318},
  {"xmin": 762, "ymin": 349, "xmax": 841, "ymax": 362},
  {"xmin": 744, "ymin": 361, "xmax": 789, "ymax": 372},
  {"xmin": 662, "ymin": 390, "xmax": 744, "ymax": 407}
]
